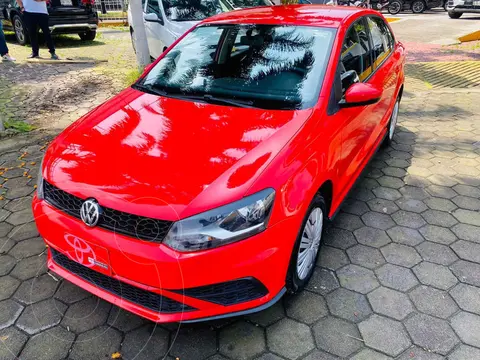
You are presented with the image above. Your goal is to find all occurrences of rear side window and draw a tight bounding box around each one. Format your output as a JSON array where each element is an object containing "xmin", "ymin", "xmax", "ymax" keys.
[
  {"xmin": 367, "ymin": 17, "xmax": 394, "ymax": 69},
  {"xmin": 341, "ymin": 19, "xmax": 372, "ymax": 81}
]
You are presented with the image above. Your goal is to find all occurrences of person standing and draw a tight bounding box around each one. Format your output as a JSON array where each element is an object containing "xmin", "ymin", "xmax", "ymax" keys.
[
  {"xmin": 0, "ymin": 20, "xmax": 15, "ymax": 61},
  {"xmin": 16, "ymin": 0, "xmax": 58, "ymax": 59}
]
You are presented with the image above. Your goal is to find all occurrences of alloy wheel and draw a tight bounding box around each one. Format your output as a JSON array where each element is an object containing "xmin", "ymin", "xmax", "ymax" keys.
[
  {"xmin": 296, "ymin": 207, "xmax": 323, "ymax": 280},
  {"xmin": 14, "ymin": 18, "xmax": 25, "ymax": 43},
  {"xmin": 389, "ymin": 100, "xmax": 399, "ymax": 140}
]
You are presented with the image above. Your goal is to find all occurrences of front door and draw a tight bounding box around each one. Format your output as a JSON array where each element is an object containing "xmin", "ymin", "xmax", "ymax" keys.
[{"xmin": 144, "ymin": 0, "xmax": 168, "ymax": 58}]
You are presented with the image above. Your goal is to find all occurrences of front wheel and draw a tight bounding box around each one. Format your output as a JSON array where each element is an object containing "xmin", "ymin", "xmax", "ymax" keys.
[
  {"xmin": 411, "ymin": 0, "xmax": 426, "ymax": 12},
  {"xmin": 448, "ymin": 11, "xmax": 462, "ymax": 18},
  {"xmin": 388, "ymin": 0, "xmax": 403, "ymax": 14},
  {"xmin": 286, "ymin": 194, "xmax": 326, "ymax": 294},
  {"xmin": 79, "ymin": 30, "xmax": 96, "ymax": 41},
  {"xmin": 13, "ymin": 14, "xmax": 28, "ymax": 45},
  {"xmin": 443, "ymin": 1, "xmax": 448, "ymax": 10},
  {"xmin": 383, "ymin": 97, "xmax": 400, "ymax": 147}
]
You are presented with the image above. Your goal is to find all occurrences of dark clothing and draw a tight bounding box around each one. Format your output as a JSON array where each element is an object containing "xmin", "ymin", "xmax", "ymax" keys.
[
  {"xmin": 0, "ymin": 21, "xmax": 8, "ymax": 56},
  {"xmin": 24, "ymin": 11, "xmax": 55, "ymax": 56}
]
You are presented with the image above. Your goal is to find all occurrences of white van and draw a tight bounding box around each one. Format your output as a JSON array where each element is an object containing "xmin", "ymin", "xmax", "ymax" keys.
[{"xmin": 129, "ymin": 0, "xmax": 273, "ymax": 59}]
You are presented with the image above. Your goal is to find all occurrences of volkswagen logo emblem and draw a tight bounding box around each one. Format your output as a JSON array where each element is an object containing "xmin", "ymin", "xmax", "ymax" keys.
[{"xmin": 80, "ymin": 199, "xmax": 101, "ymax": 227}]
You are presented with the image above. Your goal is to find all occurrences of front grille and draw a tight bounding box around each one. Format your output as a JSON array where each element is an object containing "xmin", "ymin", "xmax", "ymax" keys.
[
  {"xmin": 43, "ymin": 181, "xmax": 173, "ymax": 242},
  {"xmin": 170, "ymin": 278, "xmax": 269, "ymax": 306},
  {"xmin": 51, "ymin": 249, "xmax": 195, "ymax": 313}
]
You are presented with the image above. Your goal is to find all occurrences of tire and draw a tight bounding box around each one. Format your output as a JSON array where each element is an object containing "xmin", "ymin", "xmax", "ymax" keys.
[
  {"xmin": 12, "ymin": 14, "xmax": 28, "ymax": 45},
  {"xmin": 130, "ymin": 28, "xmax": 136, "ymax": 54},
  {"xmin": 411, "ymin": 0, "xmax": 426, "ymax": 12},
  {"xmin": 286, "ymin": 194, "xmax": 327, "ymax": 294},
  {"xmin": 443, "ymin": 1, "xmax": 448, "ymax": 10},
  {"xmin": 383, "ymin": 96, "xmax": 400, "ymax": 147},
  {"xmin": 388, "ymin": 0, "xmax": 403, "ymax": 14},
  {"xmin": 448, "ymin": 11, "xmax": 462, "ymax": 18},
  {"xmin": 79, "ymin": 30, "xmax": 96, "ymax": 41}
]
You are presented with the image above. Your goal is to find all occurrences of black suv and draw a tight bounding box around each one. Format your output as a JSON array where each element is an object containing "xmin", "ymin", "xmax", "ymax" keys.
[{"xmin": 1, "ymin": 0, "xmax": 98, "ymax": 44}]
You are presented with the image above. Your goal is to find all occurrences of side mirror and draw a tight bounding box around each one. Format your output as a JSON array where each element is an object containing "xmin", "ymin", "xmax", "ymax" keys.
[
  {"xmin": 341, "ymin": 83, "xmax": 382, "ymax": 108},
  {"xmin": 144, "ymin": 12, "xmax": 163, "ymax": 25},
  {"xmin": 341, "ymin": 69, "xmax": 360, "ymax": 93}
]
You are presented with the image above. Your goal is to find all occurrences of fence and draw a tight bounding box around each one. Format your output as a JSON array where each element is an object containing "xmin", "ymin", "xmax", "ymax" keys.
[{"xmin": 94, "ymin": 0, "xmax": 129, "ymax": 23}]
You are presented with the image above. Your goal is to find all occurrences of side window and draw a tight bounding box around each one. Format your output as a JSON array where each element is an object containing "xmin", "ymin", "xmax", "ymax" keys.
[
  {"xmin": 147, "ymin": 0, "xmax": 160, "ymax": 14},
  {"xmin": 340, "ymin": 19, "xmax": 373, "ymax": 84},
  {"xmin": 367, "ymin": 17, "xmax": 394, "ymax": 69}
]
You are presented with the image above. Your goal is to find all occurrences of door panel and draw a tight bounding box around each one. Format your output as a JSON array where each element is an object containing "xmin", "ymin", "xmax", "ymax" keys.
[{"xmin": 144, "ymin": 0, "xmax": 167, "ymax": 58}]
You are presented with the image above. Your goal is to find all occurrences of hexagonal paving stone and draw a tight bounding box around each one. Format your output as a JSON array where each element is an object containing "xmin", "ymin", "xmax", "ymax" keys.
[
  {"xmin": 423, "ymin": 198, "xmax": 457, "ymax": 212},
  {"xmin": 396, "ymin": 198, "xmax": 428, "ymax": 213},
  {"xmin": 354, "ymin": 227, "xmax": 391, "ymax": 248},
  {"xmin": 0, "ymin": 299, "xmax": 23, "ymax": 330},
  {"xmin": 5, "ymin": 208, "xmax": 34, "ymax": 226},
  {"xmin": 3, "ymin": 197, "xmax": 31, "ymax": 212},
  {"xmin": 313, "ymin": 316, "xmax": 363, "ymax": 358},
  {"xmin": 7, "ymin": 222, "xmax": 39, "ymax": 242},
  {"xmin": 359, "ymin": 315, "xmax": 411, "ymax": 357},
  {"xmin": 13, "ymin": 273, "xmax": 57, "ymax": 305},
  {"xmin": 367, "ymin": 198, "xmax": 399, "ymax": 215},
  {"xmin": 5, "ymin": 186, "xmax": 34, "ymax": 200},
  {"xmin": 336, "ymin": 264, "xmax": 379, "ymax": 294},
  {"xmin": 353, "ymin": 188, "xmax": 376, "ymax": 202},
  {"xmin": 404, "ymin": 313, "xmax": 459, "ymax": 355},
  {"xmin": 412, "ymin": 262, "xmax": 457, "ymax": 290},
  {"xmin": 347, "ymin": 245, "xmax": 385, "ymax": 269},
  {"xmin": 387, "ymin": 226, "xmax": 424, "ymax": 246},
  {"xmin": 169, "ymin": 327, "xmax": 217, "ymax": 360},
  {"xmin": 54, "ymin": 280, "xmax": 91, "ymax": 304},
  {"xmin": 452, "ymin": 223, "xmax": 480, "ymax": 243},
  {"xmin": 452, "ymin": 209, "xmax": 480, "ymax": 226},
  {"xmin": 342, "ymin": 199, "xmax": 370, "ymax": 216},
  {"xmin": 368, "ymin": 287, "xmax": 413, "ymax": 320},
  {"xmin": 377, "ymin": 175, "xmax": 404, "ymax": 189},
  {"xmin": 396, "ymin": 347, "xmax": 443, "ymax": 360},
  {"xmin": 422, "ymin": 210, "xmax": 458, "ymax": 227},
  {"xmin": 392, "ymin": 211, "xmax": 426, "ymax": 229},
  {"xmin": 426, "ymin": 185, "xmax": 457, "ymax": 199},
  {"xmin": 0, "ymin": 238, "xmax": 15, "ymax": 255},
  {"xmin": 451, "ymin": 240, "xmax": 480, "ymax": 263},
  {"xmin": 247, "ymin": 301, "xmax": 285, "ymax": 327},
  {"xmin": 324, "ymin": 227, "xmax": 357, "ymax": 250},
  {"xmin": 416, "ymin": 242, "xmax": 458, "ymax": 265},
  {"xmin": 10, "ymin": 253, "xmax": 47, "ymax": 280},
  {"xmin": 452, "ymin": 195, "xmax": 480, "ymax": 211},
  {"xmin": 428, "ymin": 174, "xmax": 458, "ymax": 187},
  {"xmin": 268, "ymin": 318, "xmax": 314, "ymax": 360},
  {"xmin": 9, "ymin": 237, "xmax": 46, "ymax": 259},
  {"xmin": 362, "ymin": 212, "xmax": 395, "ymax": 230},
  {"xmin": 373, "ymin": 187, "xmax": 402, "ymax": 201},
  {"xmin": 334, "ymin": 213, "xmax": 364, "ymax": 231},
  {"xmin": 350, "ymin": 349, "xmax": 393, "ymax": 360},
  {"xmin": 61, "ymin": 297, "xmax": 111, "ymax": 334},
  {"xmin": 450, "ymin": 283, "xmax": 480, "ymax": 314},
  {"xmin": 451, "ymin": 312, "xmax": 480, "ymax": 348},
  {"xmin": 0, "ymin": 326, "xmax": 28, "ymax": 360},
  {"xmin": 16, "ymin": 298, "xmax": 67, "ymax": 335},
  {"xmin": 399, "ymin": 186, "xmax": 429, "ymax": 200},
  {"xmin": 448, "ymin": 345, "xmax": 480, "ymax": 360},
  {"xmin": 453, "ymin": 184, "xmax": 480, "ymax": 198},
  {"xmin": 256, "ymin": 353, "xmax": 285, "ymax": 360},
  {"xmin": 451, "ymin": 260, "xmax": 480, "ymax": 287},
  {"xmin": 306, "ymin": 268, "xmax": 339, "ymax": 296},
  {"xmin": 318, "ymin": 246, "xmax": 349, "ymax": 271},
  {"xmin": 285, "ymin": 290, "xmax": 328, "ymax": 324},
  {"xmin": 409, "ymin": 286, "xmax": 458, "ymax": 319},
  {"xmin": 70, "ymin": 326, "xmax": 122, "ymax": 360},
  {"xmin": 419, "ymin": 225, "xmax": 457, "ymax": 245},
  {"xmin": 381, "ymin": 243, "xmax": 421, "ymax": 268},
  {"xmin": 375, "ymin": 263, "xmax": 418, "ymax": 292},
  {"xmin": 0, "ymin": 275, "xmax": 20, "ymax": 301},
  {"xmin": 19, "ymin": 326, "xmax": 75, "ymax": 360},
  {"xmin": 326, "ymin": 288, "xmax": 371, "ymax": 323},
  {"xmin": 382, "ymin": 166, "xmax": 406, "ymax": 178},
  {"xmin": 107, "ymin": 306, "xmax": 147, "ymax": 332},
  {"xmin": 0, "ymin": 223, "xmax": 14, "ymax": 238},
  {"xmin": 0, "ymin": 255, "xmax": 15, "ymax": 276},
  {"xmin": 0, "ymin": 209, "xmax": 10, "ymax": 223},
  {"xmin": 220, "ymin": 321, "xmax": 265, "ymax": 360}
]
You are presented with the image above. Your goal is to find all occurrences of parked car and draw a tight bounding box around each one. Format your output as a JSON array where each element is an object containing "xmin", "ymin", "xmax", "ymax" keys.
[
  {"xmin": 387, "ymin": 0, "xmax": 446, "ymax": 14},
  {"xmin": 447, "ymin": 0, "xmax": 480, "ymax": 18},
  {"xmin": 33, "ymin": 5, "xmax": 405, "ymax": 323},
  {"xmin": 128, "ymin": 0, "xmax": 273, "ymax": 59},
  {"xmin": 0, "ymin": 0, "xmax": 98, "ymax": 45}
]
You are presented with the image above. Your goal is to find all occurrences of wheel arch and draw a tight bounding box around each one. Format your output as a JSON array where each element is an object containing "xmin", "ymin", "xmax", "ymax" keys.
[{"xmin": 317, "ymin": 180, "xmax": 334, "ymax": 218}]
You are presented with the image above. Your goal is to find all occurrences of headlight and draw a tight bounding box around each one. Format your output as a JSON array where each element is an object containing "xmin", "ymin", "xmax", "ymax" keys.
[
  {"xmin": 164, "ymin": 188, "xmax": 275, "ymax": 252},
  {"xmin": 36, "ymin": 157, "xmax": 44, "ymax": 200}
]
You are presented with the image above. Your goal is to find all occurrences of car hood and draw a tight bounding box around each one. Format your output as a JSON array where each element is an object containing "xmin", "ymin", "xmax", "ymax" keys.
[{"xmin": 43, "ymin": 87, "xmax": 312, "ymax": 221}]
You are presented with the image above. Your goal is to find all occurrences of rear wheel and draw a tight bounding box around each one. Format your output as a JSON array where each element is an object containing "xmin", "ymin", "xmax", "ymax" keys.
[
  {"xmin": 388, "ymin": 0, "xmax": 403, "ymax": 14},
  {"xmin": 411, "ymin": 0, "xmax": 426, "ymax": 12},
  {"xmin": 13, "ymin": 14, "xmax": 28, "ymax": 45},
  {"xmin": 448, "ymin": 11, "xmax": 462, "ymax": 18},
  {"xmin": 79, "ymin": 30, "xmax": 96, "ymax": 41},
  {"xmin": 130, "ymin": 28, "xmax": 136, "ymax": 53},
  {"xmin": 286, "ymin": 194, "xmax": 326, "ymax": 294}
]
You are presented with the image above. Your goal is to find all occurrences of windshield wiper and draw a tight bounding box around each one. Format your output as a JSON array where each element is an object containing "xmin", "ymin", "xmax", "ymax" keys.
[{"xmin": 201, "ymin": 94, "xmax": 255, "ymax": 108}]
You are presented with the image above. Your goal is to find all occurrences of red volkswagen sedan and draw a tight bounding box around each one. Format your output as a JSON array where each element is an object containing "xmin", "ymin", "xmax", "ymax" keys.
[{"xmin": 33, "ymin": 5, "xmax": 405, "ymax": 323}]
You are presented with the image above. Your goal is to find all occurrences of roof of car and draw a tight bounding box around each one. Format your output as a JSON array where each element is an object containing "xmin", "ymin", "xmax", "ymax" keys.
[{"xmin": 202, "ymin": 5, "xmax": 372, "ymax": 28}]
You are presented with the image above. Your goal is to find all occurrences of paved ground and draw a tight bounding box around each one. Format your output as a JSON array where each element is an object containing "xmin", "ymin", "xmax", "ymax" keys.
[{"xmin": 1, "ymin": 17, "xmax": 480, "ymax": 360}]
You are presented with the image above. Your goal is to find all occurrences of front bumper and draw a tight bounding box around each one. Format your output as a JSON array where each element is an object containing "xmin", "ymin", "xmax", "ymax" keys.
[
  {"xmin": 447, "ymin": 3, "xmax": 480, "ymax": 11},
  {"xmin": 33, "ymin": 194, "xmax": 298, "ymax": 323},
  {"xmin": 49, "ymin": 23, "xmax": 98, "ymax": 34}
]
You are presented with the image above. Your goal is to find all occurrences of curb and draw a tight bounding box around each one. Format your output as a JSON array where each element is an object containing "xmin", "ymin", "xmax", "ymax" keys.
[
  {"xmin": 385, "ymin": 17, "xmax": 402, "ymax": 23},
  {"xmin": 459, "ymin": 30, "xmax": 480, "ymax": 43}
]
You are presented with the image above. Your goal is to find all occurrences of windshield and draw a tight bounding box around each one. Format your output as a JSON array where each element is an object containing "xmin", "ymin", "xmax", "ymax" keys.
[
  {"xmin": 140, "ymin": 24, "xmax": 336, "ymax": 110},
  {"xmin": 229, "ymin": 0, "xmax": 272, "ymax": 7},
  {"xmin": 162, "ymin": 0, "xmax": 233, "ymax": 21}
]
